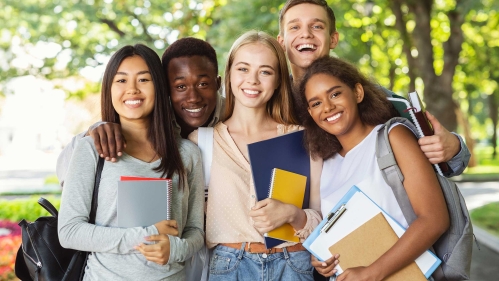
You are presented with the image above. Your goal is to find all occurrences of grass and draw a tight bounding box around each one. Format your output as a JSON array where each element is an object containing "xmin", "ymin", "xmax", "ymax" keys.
[
  {"xmin": 465, "ymin": 145, "xmax": 499, "ymax": 175},
  {"xmin": 457, "ymin": 145, "xmax": 499, "ymax": 181},
  {"xmin": 470, "ymin": 202, "xmax": 499, "ymax": 237}
]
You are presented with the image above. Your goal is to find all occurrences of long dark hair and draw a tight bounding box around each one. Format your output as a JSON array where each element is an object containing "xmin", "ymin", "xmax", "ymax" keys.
[
  {"xmin": 101, "ymin": 44, "xmax": 185, "ymax": 183},
  {"xmin": 298, "ymin": 56, "xmax": 399, "ymax": 160}
]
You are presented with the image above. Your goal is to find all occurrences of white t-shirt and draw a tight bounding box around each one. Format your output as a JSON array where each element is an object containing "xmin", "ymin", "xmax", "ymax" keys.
[{"xmin": 320, "ymin": 124, "xmax": 409, "ymax": 229}]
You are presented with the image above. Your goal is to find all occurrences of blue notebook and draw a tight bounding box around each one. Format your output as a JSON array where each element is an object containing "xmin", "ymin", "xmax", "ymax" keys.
[
  {"xmin": 247, "ymin": 130, "xmax": 311, "ymax": 248},
  {"xmin": 304, "ymin": 185, "xmax": 440, "ymax": 279}
]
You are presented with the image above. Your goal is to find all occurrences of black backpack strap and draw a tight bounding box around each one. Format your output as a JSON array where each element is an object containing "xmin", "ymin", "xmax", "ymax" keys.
[
  {"xmin": 37, "ymin": 197, "xmax": 58, "ymax": 217},
  {"xmin": 89, "ymin": 157, "xmax": 105, "ymax": 224},
  {"xmin": 375, "ymin": 117, "xmax": 419, "ymax": 225}
]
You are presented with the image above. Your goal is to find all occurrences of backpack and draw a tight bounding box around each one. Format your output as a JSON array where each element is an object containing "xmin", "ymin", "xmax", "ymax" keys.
[
  {"xmin": 375, "ymin": 117, "xmax": 473, "ymax": 281},
  {"xmin": 15, "ymin": 157, "xmax": 104, "ymax": 281}
]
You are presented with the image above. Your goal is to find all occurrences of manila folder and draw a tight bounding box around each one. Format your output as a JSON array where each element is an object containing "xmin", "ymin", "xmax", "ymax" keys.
[{"xmin": 329, "ymin": 213, "xmax": 426, "ymax": 281}]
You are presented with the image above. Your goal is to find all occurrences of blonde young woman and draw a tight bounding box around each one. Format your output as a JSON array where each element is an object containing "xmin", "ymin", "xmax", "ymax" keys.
[{"xmin": 188, "ymin": 31, "xmax": 322, "ymax": 280}]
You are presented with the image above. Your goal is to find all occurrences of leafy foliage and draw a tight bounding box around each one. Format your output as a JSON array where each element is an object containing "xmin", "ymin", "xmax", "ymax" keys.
[
  {"xmin": 0, "ymin": 196, "xmax": 61, "ymax": 222},
  {"xmin": 0, "ymin": 0, "xmax": 498, "ymax": 150}
]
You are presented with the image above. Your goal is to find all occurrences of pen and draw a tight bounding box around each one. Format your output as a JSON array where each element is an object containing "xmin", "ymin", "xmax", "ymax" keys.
[{"xmin": 320, "ymin": 204, "xmax": 347, "ymax": 233}]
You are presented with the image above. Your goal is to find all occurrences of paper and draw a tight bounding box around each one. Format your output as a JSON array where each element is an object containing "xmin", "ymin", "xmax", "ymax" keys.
[
  {"xmin": 328, "ymin": 213, "xmax": 426, "ymax": 281},
  {"xmin": 304, "ymin": 186, "xmax": 440, "ymax": 278}
]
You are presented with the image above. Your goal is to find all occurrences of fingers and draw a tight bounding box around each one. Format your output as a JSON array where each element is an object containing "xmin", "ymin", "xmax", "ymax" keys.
[
  {"xmin": 154, "ymin": 220, "xmax": 179, "ymax": 236},
  {"xmin": 105, "ymin": 126, "xmax": 117, "ymax": 161},
  {"xmin": 105, "ymin": 123, "xmax": 125, "ymax": 161},
  {"xmin": 89, "ymin": 126, "xmax": 104, "ymax": 158},
  {"xmin": 114, "ymin": 128, "xmax": 126, "ymax": 158},
  {"xmin": 89, "ymin": 123, "xmax": 124, "ymax": 162},
  {"xmin": 252, "ymin": 221, "xmax": 273, "ymax": 234},
  {"xmin": 96, "ymin": 126, "xmax": 111, "ymax": 160},
  {"xmin": 312, "ymin": 254, "xmax": 340, "ymax": 277},
  {"xmin": 425, "ymin": 111, "xmax": 443, "ymax": 133},
  {"xmin": 135, "ymin": 241, "xmax": 170, "ymax": 265},
  {"xmin": 251, "ymin": 198, "xmax": 270, "ymax": 210}
]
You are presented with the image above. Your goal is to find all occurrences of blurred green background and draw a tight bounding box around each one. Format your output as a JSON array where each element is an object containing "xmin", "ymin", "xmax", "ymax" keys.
[{"xmin": 0, "ymin": 0, "xmax": 498, "ymax": 171}]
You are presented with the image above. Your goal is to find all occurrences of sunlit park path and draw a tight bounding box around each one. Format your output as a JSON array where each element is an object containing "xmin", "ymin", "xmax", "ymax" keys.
[{"xmin": 0, "ymin": 151, "xmax": 59, "ymax": 194}]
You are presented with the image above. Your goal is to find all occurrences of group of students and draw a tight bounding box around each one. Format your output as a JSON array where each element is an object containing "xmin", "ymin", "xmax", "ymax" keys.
[{"xmin": 56, "ymin": 0, "xmax": 471, "ymax": 280}]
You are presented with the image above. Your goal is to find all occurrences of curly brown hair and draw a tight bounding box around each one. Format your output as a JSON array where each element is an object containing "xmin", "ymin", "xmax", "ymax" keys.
[{"xmin": 298, "ymin": 56, "xmax": 399, "ymax": 160}]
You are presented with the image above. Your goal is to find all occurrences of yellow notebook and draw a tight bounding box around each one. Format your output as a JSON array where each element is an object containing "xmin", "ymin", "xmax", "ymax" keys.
[{"xmin": 264, "ymin": 168, "xmax": 307, "ymax": 243}]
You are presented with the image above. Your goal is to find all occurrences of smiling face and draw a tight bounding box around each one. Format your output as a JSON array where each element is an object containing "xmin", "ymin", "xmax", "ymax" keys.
[
  {"xmin": 111, "ymin": 55, "xmax": 155, "ymax": 124},
  {"xmin": 229, "ymin": 43, "xmax": 280, "ymax": 111},
  {"xmin": 305, "ymin": 73, "xmax": 364, "ymax": 137},
  {"xmin": 168, "ymin": 55, "xmax": 220, "ymax": 133},
  {"xmin": 278, "ymin": 3, "xmax": 338, "ymax": 79}
]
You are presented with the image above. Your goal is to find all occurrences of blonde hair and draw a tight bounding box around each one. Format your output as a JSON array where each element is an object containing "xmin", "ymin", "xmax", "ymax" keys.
[{"xmin": 223, "ymin": 30, "xmax": 298, "ymax": 125}]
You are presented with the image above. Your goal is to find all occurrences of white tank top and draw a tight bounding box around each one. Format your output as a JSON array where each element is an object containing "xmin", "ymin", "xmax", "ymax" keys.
[{"xmin": 320, "ymin": 124, "xmax": 409, "ymax": 228}]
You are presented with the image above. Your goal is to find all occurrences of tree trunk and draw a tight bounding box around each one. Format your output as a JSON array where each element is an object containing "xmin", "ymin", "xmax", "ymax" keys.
[
  {"xmin": 391, "ymin": 0, "xmax": 470, "ymax": 132},
  {"xmin": 489, "ymin": 91, "xmax": 498, "ymax": 158},
  {"xmin": 456, "ymin": 107, "xmax": 477, "ymax": 167},
  {"xmin": 390, "ymin": 0, "xmax": 417, "ymax": 93}
]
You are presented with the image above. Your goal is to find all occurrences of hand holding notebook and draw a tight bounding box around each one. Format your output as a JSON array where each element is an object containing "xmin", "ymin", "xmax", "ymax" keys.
[
  {"xmin": 247, "ymin": 130, "xmax": 311, "ymax": 248},
  {"xmin": 388, "ymin": 92, "xmax": 450, "ymax": 176},
  {"xmin": 264, "ymin": 168, "xmax": 307, "ymax": 243}
]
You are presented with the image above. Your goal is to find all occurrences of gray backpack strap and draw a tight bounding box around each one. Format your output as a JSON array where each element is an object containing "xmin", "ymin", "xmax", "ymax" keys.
[
  {"xmin": 375, "ymin": 117, "xmax": 419, "ymax": 224},
  {"xmin": 197, "ymin": 127, "xmax": 214, "ymax": 198}
]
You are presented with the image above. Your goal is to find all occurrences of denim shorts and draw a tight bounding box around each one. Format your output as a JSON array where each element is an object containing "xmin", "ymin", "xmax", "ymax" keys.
[{"xmin": 209, "ymin": 243, "xmax": 314, "ymax": 281}]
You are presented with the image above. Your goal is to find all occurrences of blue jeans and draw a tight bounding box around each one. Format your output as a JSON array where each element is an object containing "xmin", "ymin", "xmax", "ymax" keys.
[{"xmin": 209, "ymin": 243, "xmax": 314, "ymax": 281}]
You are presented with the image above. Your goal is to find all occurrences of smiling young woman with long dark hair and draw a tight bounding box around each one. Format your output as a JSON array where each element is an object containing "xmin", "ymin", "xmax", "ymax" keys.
[{"xmin": 58, "ymin": 44, "xmax": 205, "ymax": 280}]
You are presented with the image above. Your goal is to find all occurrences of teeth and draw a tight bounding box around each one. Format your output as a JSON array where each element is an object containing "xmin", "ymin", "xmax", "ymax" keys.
[
  {"xmin": 326, "ymin": 112, "xmax": 341, "ymax": 122},
  {"xmin": 243, "ymin": 89, "xmax": 259, "ymax": 95},
  {"xmin": 125, "ymin": 100, "xmax": 142, "ymax": 105},
  {"xmin": 297, "ymin": 44, "xmax": 317, "ymax": 51},
  {"xmin": 184, "ymin": 107, "xmax": 203, "ymax": 113}
]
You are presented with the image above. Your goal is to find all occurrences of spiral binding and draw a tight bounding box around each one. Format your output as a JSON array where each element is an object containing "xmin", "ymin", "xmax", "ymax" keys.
[
  {"xmin": 267, "ymin": 168, "xmax": 277, "ymax": 198},
  {"xmin": 166, "ymin": 179, "xmax": 173, "ymax": 220}
]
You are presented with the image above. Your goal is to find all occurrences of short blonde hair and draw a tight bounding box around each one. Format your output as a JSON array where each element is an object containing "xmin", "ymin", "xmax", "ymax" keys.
[{"xmin": 223, "ymin": 30, "xmax": 297, "ymax": 125}]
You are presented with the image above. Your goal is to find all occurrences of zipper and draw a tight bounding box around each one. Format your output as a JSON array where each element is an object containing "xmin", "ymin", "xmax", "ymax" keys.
[{"xmin": 25, "ymin": 226, "xmax": 43, "ymax": 269}]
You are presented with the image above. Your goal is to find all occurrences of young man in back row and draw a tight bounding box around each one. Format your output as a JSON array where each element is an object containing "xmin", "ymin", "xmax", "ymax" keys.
[{"xmin": 277, "ymin": 0, "xmax": 470, "ymax": 176}]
